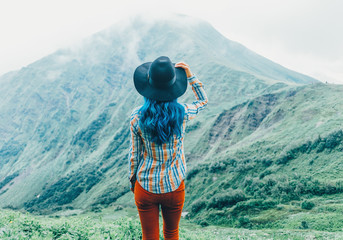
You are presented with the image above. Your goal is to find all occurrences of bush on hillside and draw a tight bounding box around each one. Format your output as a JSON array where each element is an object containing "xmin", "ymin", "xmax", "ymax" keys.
[
  {"xmin": 316, "ymin": 141, "xmax": 326, "ymax": 153},
  {"xmin": 229, "ymin": 199, "xmax": 277, "ymax": 217},
  {"xmin": 259, "ymin": 169, "xmax": 272, "ymax": 179},
  {"xmin": 325, "ymin": 130, "xmax": 343, "ymax": 149},
  {"xmin": 185, "ymin": 121, "xmax": 201, "ymax": 133},
  {"xmin": 301, "ymin": 200, "xmax": 315, "ymax": 210},
  {"xmin": 209, "ymin": 161, "xmax": 227, "ymax": 173},
  {"xmin": 0, "ymin": 171, "xmax": 19, "ymax": 189},
  {"xmin": 276, "ymin": 151, "xmax": 295, "ymax": 165},
  {"xmin": 190, "ymin": 199, "xmax": 207, "ymax": 214},
  {"xmin": 186, "ymin": 167, "xmax": 200, "ymax": 180},
  {"xmin": 228, "ymin": 158, "xmax": 237, "ymax": 167},
  {"xmin": 186, "ymin": 163, "xmax": 209, "ymax": 180},
  {"xmin": 207, "ymin": 189, "xmax": 247, "ymax": 210},
  {"xmin": 24, "ymin": 164, "xmax": 105, "ymax": 213},
  {"xmin": 70, "ymin": 111, "xmax": 110, "ymax": 149},
  {"xmin": 242, "ymin": 174, "xmax": 343, "ymax": 204},
  {"xmin": 101, "ymin": 126, "xmax": 130, "ymax": 163},
  {"xmin": 199, "ymin": 220, "xmax": 209, "ymax": 227},
  {"xmin": 92, "ymin": 186, "xmax": 128, "ymax": 206},
  {"xmin": 237, "ymin": 216, "xmax": 251, "ymax": 228},
  {"xmin": 301, "ymin": 220, "xmax": 309, "ymax": 229},
  {"xmin": 234, "ymin": 160, "xmax": 255, "ymax": 172},
  {"xmin": 261, "ymin": 159, "xmax": 273, "ymax": 167},
  {"xmin": 276, "ymin": 130, "xmax": 343, "ymax": 165}
]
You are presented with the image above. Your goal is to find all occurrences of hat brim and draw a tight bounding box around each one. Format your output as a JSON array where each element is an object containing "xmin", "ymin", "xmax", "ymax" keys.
[{"xmin": 133, "ymin": 62, "xmax": 187, "ymax": 101}]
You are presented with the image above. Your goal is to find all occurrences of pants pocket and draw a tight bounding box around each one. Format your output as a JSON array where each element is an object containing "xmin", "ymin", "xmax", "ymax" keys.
[{"xmin": 134, "ymin": 181, "xmax": 154, "ymax": 208}]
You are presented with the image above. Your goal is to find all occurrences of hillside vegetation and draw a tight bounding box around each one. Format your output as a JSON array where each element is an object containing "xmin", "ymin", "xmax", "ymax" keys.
[
  {"xmin": 1, "ymin": 207, "xmax": 343, "ymax": 239},
  {"xmin": 183, "ymin": 83, "xmax": 343, "ymax": 229}
]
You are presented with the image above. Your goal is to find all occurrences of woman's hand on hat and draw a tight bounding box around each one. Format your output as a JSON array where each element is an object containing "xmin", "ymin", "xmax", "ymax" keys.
[{"xmin": 175, "ymin": 62, "xmax": 193, "ymax": 78}]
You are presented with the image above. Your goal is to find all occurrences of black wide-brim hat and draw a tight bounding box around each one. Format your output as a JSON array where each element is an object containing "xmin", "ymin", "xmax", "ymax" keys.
[{"xmin": 133, "ymin": 56, "xmax": 187, "ymax": 102}]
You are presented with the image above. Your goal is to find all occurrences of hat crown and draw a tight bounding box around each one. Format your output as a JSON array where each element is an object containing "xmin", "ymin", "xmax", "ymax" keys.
[{"xmin": 148, "ymin": 56, "xmax": 176, "ymax": 88}]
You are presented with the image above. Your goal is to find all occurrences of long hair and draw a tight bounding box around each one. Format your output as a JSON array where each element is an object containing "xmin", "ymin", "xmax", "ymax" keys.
[{"xmin": 138, "ymin": 97, "xmax": 185, "ymax": 144}]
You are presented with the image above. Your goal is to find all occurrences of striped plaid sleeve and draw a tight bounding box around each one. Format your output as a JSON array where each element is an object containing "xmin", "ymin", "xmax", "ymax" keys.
[
  {"xmin": 128, "ymin": 108, "xmax": 142, "ymax": 190},
  {"xmin": 183, "ymin": 75, "xmax": 208, "ymax": 121}
]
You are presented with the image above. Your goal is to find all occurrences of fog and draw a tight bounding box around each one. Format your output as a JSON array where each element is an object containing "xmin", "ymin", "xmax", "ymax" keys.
[{"xmin": 0, "ymin": 0, "xmax": 342, "ymax": 83}]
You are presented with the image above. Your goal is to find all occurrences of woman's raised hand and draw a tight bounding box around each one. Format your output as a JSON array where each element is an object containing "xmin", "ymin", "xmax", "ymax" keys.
[{"xmin": 175, "ymin": 62, "xmax": 193, "ymax": 78}]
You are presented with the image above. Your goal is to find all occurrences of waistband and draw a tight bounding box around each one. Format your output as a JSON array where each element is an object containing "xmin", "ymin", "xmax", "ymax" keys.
[{"xmin": 136, "ymin": 179, "xmax": 185, "ymax": 195}]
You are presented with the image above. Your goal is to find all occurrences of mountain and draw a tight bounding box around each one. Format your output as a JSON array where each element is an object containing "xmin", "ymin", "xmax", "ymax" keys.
[
  {"xmin": 184, "ymin": 83, "xmax": 343, "ymax": 227},
  {"xmin": 1, "ymin": 14, "xmax": 342, "ymax": 229}
]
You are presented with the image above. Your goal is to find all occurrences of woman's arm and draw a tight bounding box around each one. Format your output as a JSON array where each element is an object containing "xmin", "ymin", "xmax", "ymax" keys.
[
  {"xmin": 128, "ymin": 111, "xmax": 142, "ymax": 192},
  {"xmin": 184, "ymin": 75, "xmax": 208, "ymax": 121},
  {"xmin": 175, "ymin": 62, "xmax": 208, "ymax": 121}
]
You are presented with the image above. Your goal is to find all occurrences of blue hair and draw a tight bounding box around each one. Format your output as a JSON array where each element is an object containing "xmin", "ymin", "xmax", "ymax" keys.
[{"xmin": 138, "ymin": 97, "xmax": 185, "ymax": 144}]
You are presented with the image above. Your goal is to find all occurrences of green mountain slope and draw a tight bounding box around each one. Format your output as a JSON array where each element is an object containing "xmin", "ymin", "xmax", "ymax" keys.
[
  {"xmin": 2, "ymin": 15, "xmax": 342, "ymax": 229},
  {"xmin": 184, "ymin": 83, "xmax": 343, "ymax": 227}
]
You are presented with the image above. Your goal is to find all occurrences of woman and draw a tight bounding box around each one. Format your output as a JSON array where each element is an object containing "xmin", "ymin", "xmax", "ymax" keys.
[{"xmin": 128, "ymin": 56, "xmax": 208, "ymax": 239}]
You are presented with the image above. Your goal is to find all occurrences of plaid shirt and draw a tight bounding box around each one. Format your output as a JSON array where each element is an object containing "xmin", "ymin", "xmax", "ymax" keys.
[{"xmin": 128, "ymin": 75, "xmax": 208, "ymax": 193}]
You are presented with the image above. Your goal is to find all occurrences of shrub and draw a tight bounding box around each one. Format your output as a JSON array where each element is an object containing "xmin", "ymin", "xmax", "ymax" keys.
[
  {"xmin": 234, "ymin": 160, "xmax": 255, "ymax": 172},
  {"xmin": 301, "ymin": 221, "xmax": 309, "ymax": 229},
  {"xmin": 228, "ymin": 158, "xmax": 237, "ymax": 167},
  {"xmin": 325, "ymin": 130, "xmax": 343, "ymax": 149},
  {"xmin": 70, "ymin": 111, "xmax": 110, "ymax": 149},
  {"xmin": 238, "ymin": 216, "xmax": 250, "ymax": 227},
  {"xmin": 275, "ymin": 130, "xmax": 343, "ymax": 165},
  {"xmin": 186, "ymin": 167, "xmax": 200, "ymax": 180},
  {"xmin": 93, "ymin": 186, "xmax": 128, "ymax": 206},
  {"xmin": 207, "ymin": 189, "xmax": 247, "ymax": 210},
  {"xmin": 185, "ymin": 121, "xmax": 201, "ymax": 133},
  {"xmin": 50, "ymin": 222, "xmax": 70, "ymax": 239},
  {"xmin": 230, "ymin": 199, "xmax": 277, "ymax": 216},
  {"xmin": 243, "ymin": 174, "xmax": 343, "ymax": 203},
  {"xmin": 316, "ymin": 141, "xmax": 326, "ymax": 153},
  {"xmin": 259, "ymin": 169, "xmax": 272, "ymax": 179},
  {"xmin": 3, "ymin": 204, "xmax": 18, "ymax": 210},
  {"xmin": 0, "ymin": 171, "xmax": 20, "ymax": 189},
  {"xmin": 191, "ymin": 199, "xmax": 207, "ymax": 213},
  {"xmin": 114, "ymin": 205, "xmax": 123, "ymax": 211},
  {"xmin": 199, "ymin": 220, "xmax": 209, "ymax": 227},
  {"xmin": 276, "ymin": 152, "xmax": 294, "ymax": 165},
  {"xmin": 114, "ymin": 217, "xmax": 143, "ymax": 239},
  {"xmin": 261, "ymin": 159, "xmax": 273, "ymax": 167},
  {"xmin": 244, "ymin": 175, "xmax": 277, "ymax": 199},
  {"xmin": 209, "ymin": 161, "xmax": 227, "ymax": 173},
  {"xmin": 301, "ymin": 200, "xmax": 315, "ymax": 210}
]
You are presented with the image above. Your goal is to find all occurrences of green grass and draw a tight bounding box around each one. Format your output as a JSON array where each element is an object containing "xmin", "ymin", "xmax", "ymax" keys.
[{"xmin": 1, "ymin": 207, "xmax": 343, "ymax": 240}]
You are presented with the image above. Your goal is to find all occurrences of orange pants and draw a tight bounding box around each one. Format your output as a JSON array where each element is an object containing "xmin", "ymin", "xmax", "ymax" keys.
[{"xmin": 134, "ymin": 180, "xmax": 185, "ymax": 240}]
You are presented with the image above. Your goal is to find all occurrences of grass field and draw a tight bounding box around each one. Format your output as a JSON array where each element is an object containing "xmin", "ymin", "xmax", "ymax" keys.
[{"xmin": 1, "ymin": 207, "xmax": 343, "ymax": 240}]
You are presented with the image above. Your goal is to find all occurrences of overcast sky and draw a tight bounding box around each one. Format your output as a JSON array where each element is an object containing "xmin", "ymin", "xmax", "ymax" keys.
[{"xmin": 0, "ymin": 0, "xmax": 342, "ymax": 83}]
